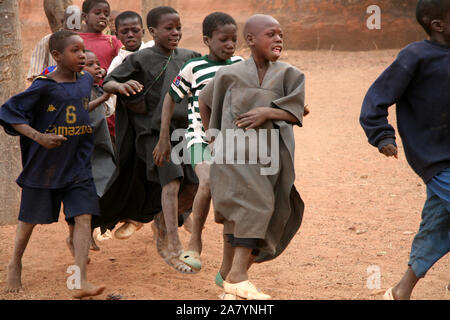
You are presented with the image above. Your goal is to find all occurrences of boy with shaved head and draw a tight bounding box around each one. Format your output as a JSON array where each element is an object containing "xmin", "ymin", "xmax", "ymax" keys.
[{"xmin": 199, "ymin": 14, "xmax": 306, "ymax": 299}]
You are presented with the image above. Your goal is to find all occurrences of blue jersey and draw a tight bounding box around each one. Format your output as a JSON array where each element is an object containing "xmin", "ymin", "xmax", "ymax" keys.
[{"xmin": 0, "ymin": 71, "xmax": 95, "ymax": 189}]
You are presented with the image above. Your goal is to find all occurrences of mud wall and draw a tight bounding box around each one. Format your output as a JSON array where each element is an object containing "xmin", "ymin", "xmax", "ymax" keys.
[{"xmin": 19, "ymin": 0, "xmax": 425, "ymax": 51}]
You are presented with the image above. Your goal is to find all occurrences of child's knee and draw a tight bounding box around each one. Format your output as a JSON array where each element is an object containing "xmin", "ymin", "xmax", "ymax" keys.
[
  {"xmin": 198, "ymin": 181, "xmax": 211, "ymax": 198},
  {"xmin": 74, "ymin": 214, "xmax": 91, "ymax": 226}
]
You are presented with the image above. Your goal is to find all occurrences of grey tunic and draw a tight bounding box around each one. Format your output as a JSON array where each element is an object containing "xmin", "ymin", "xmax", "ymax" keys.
[
  {"xmin": 89, "ymin": 86, "xmax": 116, "ymax": 197},
  {"xmin": 200, "ymin": 57, "xmax": 305, "ymax": 262}
]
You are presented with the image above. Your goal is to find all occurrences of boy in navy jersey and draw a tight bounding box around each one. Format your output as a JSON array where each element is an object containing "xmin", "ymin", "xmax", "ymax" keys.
[
  {"xmin": 0, "ymin": 30, "xmax": 105, "ymax": 299},
  {"xmin": 360, "ymin": 0, "xmax": 450, "ymax": 300}
]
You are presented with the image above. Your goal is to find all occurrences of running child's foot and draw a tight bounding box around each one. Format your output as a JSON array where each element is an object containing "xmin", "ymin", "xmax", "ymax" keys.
[
  {"xmin": 5, "ymin": 261, "xmax": 23, "ymax": 293},
  {"xmin": 72, "ymin": 282, "xmax": 106, "ymax": 299},
  {"xmin": 154, "ymin": 212, "xmax": 194, "ymax": 274}
]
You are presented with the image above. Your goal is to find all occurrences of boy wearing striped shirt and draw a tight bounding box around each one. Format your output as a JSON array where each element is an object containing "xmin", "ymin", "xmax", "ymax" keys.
[{"xmin": 153, "ymin": 12, "xmax": 243, "ymax": 272}]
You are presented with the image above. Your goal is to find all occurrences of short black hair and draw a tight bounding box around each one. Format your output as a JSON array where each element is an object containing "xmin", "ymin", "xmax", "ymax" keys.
[
  {"xmin": 202, "ymin": 12, "xmax": 237, "ymax": 38},
  {"xmin": 416, "ymin": 0, "xmax": 450, "ymax": 35},
  {"xmin": 146, "ymin": 6, "xmax": 178, "ymax": 28},
  {"xmin": 49, "ymin": 29, "xmax": 79, "ymax": 53},
  {"xmin": 115, "ymin": 11, "xmax": 143, "ymax": 30},
  {"xmin": 82, "ymin": 0, "xmax": 110, "ymax": 14}
]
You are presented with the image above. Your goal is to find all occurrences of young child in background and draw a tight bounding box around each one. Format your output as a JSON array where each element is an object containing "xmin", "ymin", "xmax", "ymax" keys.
[
  {"xmin": 153, "ymin": 12, "xmax": 243, "ymax": 272},
  {"xmin": 99, "ymin": 6, "xmax": 201, "ymax": 273},
  {"xmin": 77, "ymin": 0, "xmax": 122, "ymax": 142},
  {"xmin": 103, "ymin": 10, "xmax": 155, "ymax": 239},
  {"xmin": 199, "ymin": 14, "xmax": 306, "ymax": 299},
  {"xmin": 360, "ymin": 0, "xmax": 450, "ymax": 300},
  {"xmin": 103, "ymin": 10, "xmax": 154, "ymax": 152},
  {"xmin": 1, "ymin": 30, "xmax": 105, "ymax": 299},
  {"xmin": 27, "ymin": 5, "xmax": 82, "ymax": 81}
]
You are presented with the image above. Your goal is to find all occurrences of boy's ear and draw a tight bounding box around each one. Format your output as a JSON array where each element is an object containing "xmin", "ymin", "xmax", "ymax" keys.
[
  {"xmin": 245, "ymin": 33, "xmax": 255, "ymax": 46},
  {"xmin": 148, "ymin": 26, "xmax": 156, "ymax": 38},
  {"xmin": 430, "ymin": 19, "xmax": 444, "ymax": 33},
  {"xmin": 51, "ymin": 50, "xmax": 62, "ymax": 63},
  {"xmin": 203, "ymin": 35, "xmax": 210, "ymax": 47}
]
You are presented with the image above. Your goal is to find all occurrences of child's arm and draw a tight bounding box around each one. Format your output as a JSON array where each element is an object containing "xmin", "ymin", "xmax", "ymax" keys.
[
  {"xmin": 89, "ymin": 92, "xmax": 112, "ymax": 112},
  {"xmin": 153, "ymin": 93, "xmax": 176, "ymax": 167},
  {"xmin": 359, "ymin": 49, "xmax": 416, "ymax": 159},
  {"xmin": 103, "ymin": 79, "xmax": 143, "ymax": 96},
  {"xmin": 235, "ymin": 107, "xmax": 299, "ymax": 130},
  {"xmin": 11, "ymin": 123, "xmax": 67, "ymax": 149}
]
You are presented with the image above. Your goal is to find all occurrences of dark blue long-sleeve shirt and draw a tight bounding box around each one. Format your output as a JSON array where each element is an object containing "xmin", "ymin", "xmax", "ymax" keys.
[{"xmin": 360, "ymin": 40, "xmax": 450, "ymax": 183}]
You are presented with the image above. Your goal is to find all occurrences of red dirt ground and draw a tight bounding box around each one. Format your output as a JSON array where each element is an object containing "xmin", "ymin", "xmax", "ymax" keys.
[{"xmin": 0, "ymin": 10, "xmax": 448, "ymax": 301}]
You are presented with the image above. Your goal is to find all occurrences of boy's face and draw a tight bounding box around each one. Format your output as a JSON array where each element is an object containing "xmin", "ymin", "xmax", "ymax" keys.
[
  {"xmin": 84, "ymin": 51, "xmax": 102, "ymax": 83},
  {"xmin": 53, "ymin": 35, "xmax": 86, "ymax": 73},
  {"xmin": 116, "ymin": 17, "xmax": 144, "ymax": 52},
  {"xmin": 83, "ymin": 2, "xmax": 110, "ymax": 33},
  {"xmin": 149, "ymin": 13, "xmax": 182, "ymax": 54},
  {"xmin": 248, "ymin": 20, "xmax": 283, "ymax": 62},
  {"xmin": 204, "ymin": 23, "xmax": 237, "ymax": 62}
]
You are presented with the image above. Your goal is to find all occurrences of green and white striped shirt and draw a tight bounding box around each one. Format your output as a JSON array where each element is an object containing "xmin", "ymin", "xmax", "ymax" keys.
[{"xmin": 169, "ymin": 55, "xmax": 243, "ymax": 148}]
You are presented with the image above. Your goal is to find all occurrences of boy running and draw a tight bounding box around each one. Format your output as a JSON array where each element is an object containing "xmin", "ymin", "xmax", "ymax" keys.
[
  {"xmin": 360, "ymin": 0, "xmax": 450, "ymax": 300},
  {"xmin": 199, "ymin": 14, "xmax": 306, "ymax": 299},
  {"xmin": 99, "ymin": 6, "xmax": 201, "ymax": 273},
  {"xmin": 1, "ymin": 30, "xmax": 105, "ymax": 299},
  {"xmin": 153, "ymin": 12, "xmax": 243, "ymax": 272}
]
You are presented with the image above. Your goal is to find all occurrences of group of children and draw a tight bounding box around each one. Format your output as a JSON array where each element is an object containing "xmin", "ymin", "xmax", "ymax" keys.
[{"xmin": 0, "ymin": 0, "xmax": 448, "ymax": 300}]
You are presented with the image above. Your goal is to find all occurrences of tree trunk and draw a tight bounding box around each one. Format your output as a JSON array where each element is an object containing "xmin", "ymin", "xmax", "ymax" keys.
[
  {"xmin": 44, "ymin": 0, "xmax": 73, "ymax": 33},
  {"xmin": 0, "ymin": 0, "xmax": 25, "ymax": 225}
]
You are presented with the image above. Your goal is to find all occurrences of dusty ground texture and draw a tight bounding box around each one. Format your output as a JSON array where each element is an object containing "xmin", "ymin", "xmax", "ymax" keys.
[{"xmin": 0, "ymin": 25, "xmax": 448, "ymax": 300}]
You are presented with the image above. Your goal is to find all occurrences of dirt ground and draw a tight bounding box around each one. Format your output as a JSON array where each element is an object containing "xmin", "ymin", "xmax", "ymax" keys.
[{"xmin": 0, "ymin": 24, "xmax": 448, "ymax": 301}]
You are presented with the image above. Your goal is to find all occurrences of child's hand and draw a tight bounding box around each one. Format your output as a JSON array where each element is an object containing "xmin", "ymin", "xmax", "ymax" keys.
[
  {"xmin": 235, "ymin": 107, "xmax": 270, "ymax": 130},
  {"xmin": 380, "ymin": 144, "xmax": 398, "ymax": 159},
  {"xmin": 153, "ymin": 138, "xmax": 171, "ymax": 167},
  {"xmin": 36, "ymin": 133, "xmax": 68, "ymax": 149},
  {"xmin": 117, "ymin": 80, "xmax": 144, "ymax": 96}
]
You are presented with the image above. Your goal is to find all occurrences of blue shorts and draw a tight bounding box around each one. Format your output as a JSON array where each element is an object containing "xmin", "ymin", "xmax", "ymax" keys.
[
  {"xmin": 19, "ymin": 179, "xmax": 100, "ymax": 225},
  {"xmin": 408, "ymin": 168, "xmax": 450, "ymax": 278}
]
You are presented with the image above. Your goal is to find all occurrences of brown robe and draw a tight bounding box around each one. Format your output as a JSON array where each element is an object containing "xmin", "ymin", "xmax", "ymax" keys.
[{"xmin": 200, "ymin": 57, "xmax": 306, "ymax": 262}]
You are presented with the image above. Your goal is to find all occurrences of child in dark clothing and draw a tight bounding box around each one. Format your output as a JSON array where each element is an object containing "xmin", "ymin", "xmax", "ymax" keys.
[
  {"xmin": 100, "ymin": 6, "xmax": 201, "ymax": 274},
  {"xmin": 1, "ymin": 30, "xmax": 105, "ymax": 299},
  {"xmin": 360, "ymin": 0, "xmax": 450, "ymax": 300}
]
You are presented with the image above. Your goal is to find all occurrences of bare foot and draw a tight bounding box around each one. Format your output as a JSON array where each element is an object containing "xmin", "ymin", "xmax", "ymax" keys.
[
  {"xmin": 66, "ymin": 237, "xmax": 91, "ymax": 264},
  {"xmin": 154, "ymin": 213, "xmax": 194, "ymax": 274},
  {"xmin": 72, "ymin": 282, "xmax": 106, "ymax": 299},
  {"xmin": 6, "ymin": 261, "xmax": 23, "ymax": 293}
]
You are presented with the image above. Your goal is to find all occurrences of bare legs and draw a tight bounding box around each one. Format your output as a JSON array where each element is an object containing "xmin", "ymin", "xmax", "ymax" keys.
[
  {"xmin": 187, "ymin": 162, "xmax": 211, "ymax": 255},
  {"xmin": 6, "ymin": 222, "xmax": 35, "ymax": 292},
  {"xmin": 390, "ymin": 267, "xmax": 420, "ymax": 300},
  {"xmin": 155, "ymin": 180, "xmax": 197, "ymax": 273},
  {"xmin": 6, "ymin": 216, "xmax": 104, "ymax": 298}
]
